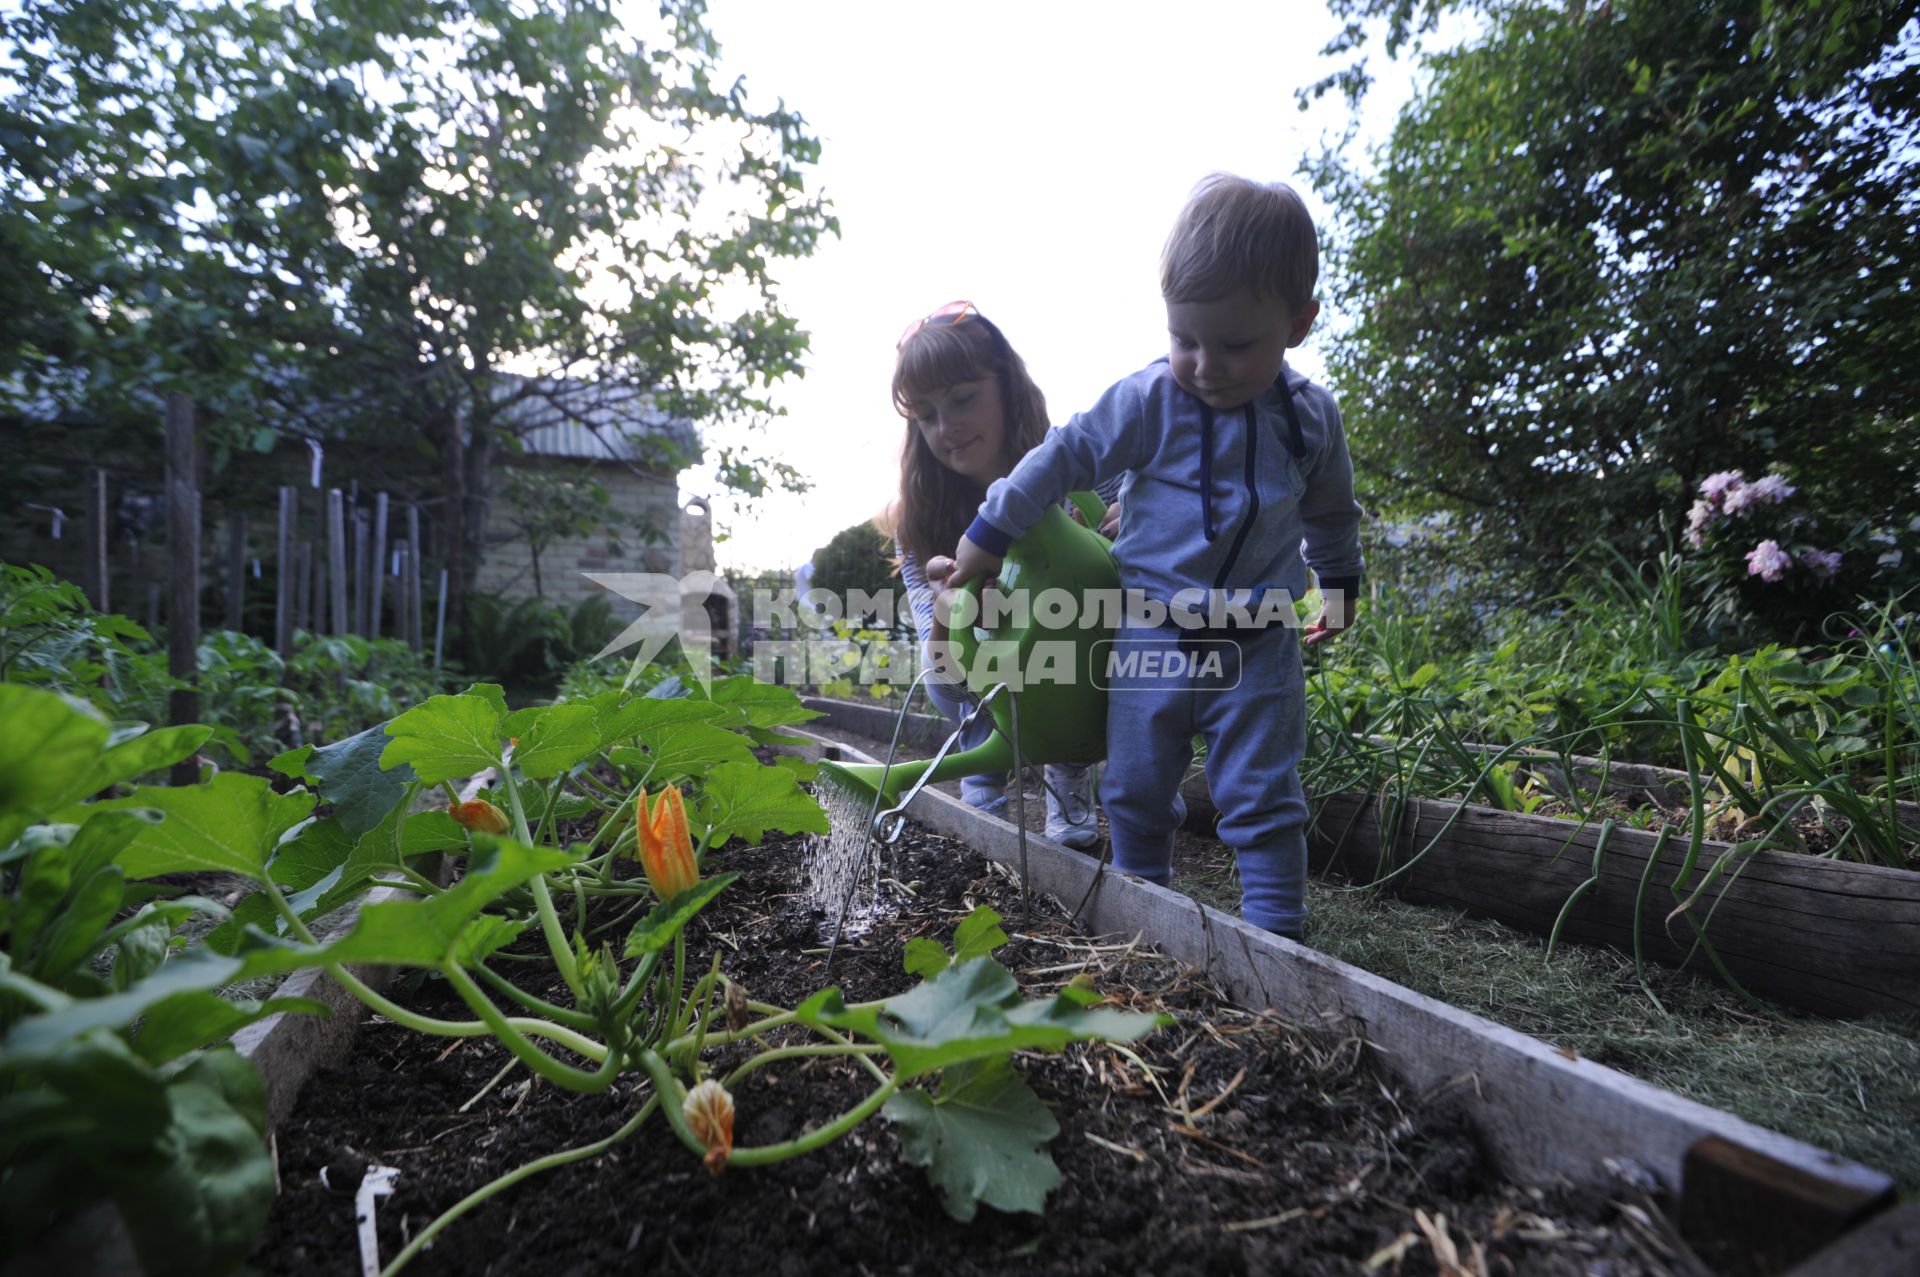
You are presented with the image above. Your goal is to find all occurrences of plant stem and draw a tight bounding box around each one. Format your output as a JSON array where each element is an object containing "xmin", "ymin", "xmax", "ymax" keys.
[
  {"xmin": 633, "ymin": 1049, "xmax": 900, "ymax": 1168},
  {"xmin": 498, "ymin": 762, "xmax": 582, "ymax": 999},
  {"xmin": 723, "ymin": 1042, "xmax": 887, "ymax": 1090},
  {"xmin": 441, "ymin": 962, "xmax": 620, "ymax": 1092},
  {"xmin": 379, "ymin": 1094, "xmax": 660, "ymax": 1277}
]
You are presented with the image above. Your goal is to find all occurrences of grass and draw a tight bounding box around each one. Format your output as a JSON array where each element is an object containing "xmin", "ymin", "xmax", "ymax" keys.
[{"xmin": 1176, "ymin": 842, "xmax": 1920, "ymax": 1193}]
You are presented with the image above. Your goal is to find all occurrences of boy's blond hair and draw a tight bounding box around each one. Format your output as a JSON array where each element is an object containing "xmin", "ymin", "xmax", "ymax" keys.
[{"xmin": 1160, "ymin": 174, "xmax": 1319, "ymax": 313}]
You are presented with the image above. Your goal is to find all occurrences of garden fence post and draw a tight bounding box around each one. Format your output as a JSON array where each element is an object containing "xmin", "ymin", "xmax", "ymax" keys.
[
  {"xmin": 433, "ymin": 568, "xmax": 448, "ymax": 669},
  {"xmin": 225, "ymin": 513, "xmax": 247, "ymax": 633},
  {"xmin": 405, "ymin": 504, "xmax": 423, "ymax": 650},
  {"xmin": 296, "ymin": 540, "xmax": 313, "ymax": 635},
  {"xmin": 328, "ymin": 488, "xmax": 349, "ymax": 638},
  {"xmin": 85, "ymin": 468, "xmax": 109, "ymax": 613},
  {"xmin": 370, "ymin": 492, "xmax": 390, "ymax": 639},
  {"xmin": 276, "ymin": 487, "xmax": 294, "ymax": 659},
  {"xmin": 352, "ymin": 507, "xmax": 370, "ymax": 636},
  {"xmin": 393, "ymin": 541, "xmax": 411, "ymax": 648},
  {"xmin": 305, "ymin": 537, "xmax": 320, "ymax": 637},
  {"xmin": 165, "ymin": 392, "xmax": 201, "ymax": 786}
]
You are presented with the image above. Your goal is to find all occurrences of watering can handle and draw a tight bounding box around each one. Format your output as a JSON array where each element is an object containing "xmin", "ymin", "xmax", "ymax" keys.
[
  {"xmin": 943, "ymin": 491, "xmax": 1109, "ymax": 634},
  {"xmin": 1067, "ymin": 490, "xmax": 1107, "ymax": 530}
]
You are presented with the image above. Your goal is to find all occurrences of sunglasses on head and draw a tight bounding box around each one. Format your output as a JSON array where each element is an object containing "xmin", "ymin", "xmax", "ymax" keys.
[{"xmin": 896, "ymin": 299, "xmax": 979, "ymax": 350}]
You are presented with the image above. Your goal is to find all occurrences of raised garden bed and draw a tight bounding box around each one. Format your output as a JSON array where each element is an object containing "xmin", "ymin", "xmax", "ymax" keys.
[
  {"xmin": 820, "ymin": 737, "xmax": 1920, "ymax": 1273},
  {"xmin": 45, "ymin": 691, "xmax": 1898, "ymax": 1275},
  {"xmin": 253, "ymin": 821, "xmax": 1695, "ymax": 1276},
  {"xmin": 798, "ymin": 698, "xmax": 1920, "ymax": 1020}
]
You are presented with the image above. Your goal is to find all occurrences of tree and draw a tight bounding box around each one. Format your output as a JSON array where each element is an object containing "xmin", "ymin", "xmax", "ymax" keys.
[
  {"xmin": 1309, "ymin": 0, "xmax": 1919, "ymax": 596},
  {"xmin": 2, "ymin": 0, "xmax": 834, "ymax": 615},
  {"xmin": 810, "ymin": 521, "xmax": 899, "ymax": 626}
]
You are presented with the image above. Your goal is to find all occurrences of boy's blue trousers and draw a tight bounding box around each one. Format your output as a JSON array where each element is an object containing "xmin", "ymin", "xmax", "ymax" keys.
[{"xmin": 1096, "ymin": 622, "xmax": 1308, "ymax": 938}]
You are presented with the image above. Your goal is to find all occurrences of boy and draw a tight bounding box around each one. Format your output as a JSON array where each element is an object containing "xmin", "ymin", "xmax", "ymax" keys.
[{"xmin": 948, "ymin": 174, "xmax": 1363, "ymax": 938}]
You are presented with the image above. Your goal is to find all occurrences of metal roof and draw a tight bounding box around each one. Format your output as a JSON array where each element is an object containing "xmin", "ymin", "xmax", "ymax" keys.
[{"xmin": 490, "ymin": 374, "xmax": 699, "ymax": 464}]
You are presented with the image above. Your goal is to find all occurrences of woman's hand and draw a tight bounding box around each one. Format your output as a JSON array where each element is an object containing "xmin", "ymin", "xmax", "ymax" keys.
[
  {"xmin": 924, "ymin": 555, "xmax": 963, "ymax": 640},
  {"xmin": 948, "ymin": 535, "xmax": 1003, "ymax": 591},
  {"xmin": 1068, "ymin": 499, "xmax": 1123, "ymax": 540}
]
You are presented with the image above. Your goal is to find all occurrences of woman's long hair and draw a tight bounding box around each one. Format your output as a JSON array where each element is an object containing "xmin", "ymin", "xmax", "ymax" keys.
[{"xmin": 878, "ymin": 314, "xmax": 1049, "ymax": 567}]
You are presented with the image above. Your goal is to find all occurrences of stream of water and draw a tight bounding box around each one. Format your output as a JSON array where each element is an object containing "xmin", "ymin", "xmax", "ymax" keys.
[{"xmin": 802, "ymin": 775, "xmax": 900, "ymax": 943}]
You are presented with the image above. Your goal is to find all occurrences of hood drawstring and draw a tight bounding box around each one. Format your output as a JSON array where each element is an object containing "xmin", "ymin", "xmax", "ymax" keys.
[
  {"xmin": 1199, "ymin": 404, "xmax": 1217, "ymax": 542},
  {"xmin": 1196, "ymin": 374, "xmax": 1306, "ymax": 545}
]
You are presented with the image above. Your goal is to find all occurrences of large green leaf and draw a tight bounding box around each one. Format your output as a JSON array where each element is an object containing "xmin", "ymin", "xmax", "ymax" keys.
[
  {"xmin": 306, "ymin": 722, "xmax": 415, "ymax": 836},
  {"xmin": 594, "ymin": 694, "xmax": 738, "ymax": 746},
  {"xmin": 132, "ymin": 991, "xmax": 331, "ymax": 1064},
  {"xmin": 885, "ymin": 1057, "xmax": 1061, "ymax": 1221},
  {"xmin": 29, "ymin": 863, "xmax": 124, "ymax": 983},
  {"xmin": 315, "ymin": 835, "xmax": 577, "ymax": 968},
  {"xmin": 703, "ymin": 676, "xmax": 822, "ymax": 730},
  {"xmin": 263, "ymin": 817, "xmax": 355, "ymax": 892},
  {"xmin": 380, "ymin": 690, "xmax": 506, "ymax": 784},
  {"xmin": 111, "ymin": 1047, "xmax": 276, "ymax": 1277},
  {"xmin": 622, "ymin": 873, "xmax": 738, "ymax": 957},
  {"xmin": 2, "ymin": 951, "xmax": 245, "ymax": 1058},
  {"xmin": 694, "ymin": 760, "xmax": 828, "ymax": 848},
  {"xmin": 504, "ymin": 701, "xmax": 602, "ymax": 779},
  {"xmin": 799, "ymin": 958, "xmax": 1167, "ymax": 1080},
  {"xmin": 609, "ymin": 720, "xmax": 757, "ymax": 784},
  {"xmin": 72, "ymin": 724, "xmax": 212, "ymax": 799},
  {"xmin": 90, "ymin": 773, "xmax": 315, "ymax": 882},
  {"xmin": 0, "ymin": 686, "xmax": 111, "ymax": 847}
]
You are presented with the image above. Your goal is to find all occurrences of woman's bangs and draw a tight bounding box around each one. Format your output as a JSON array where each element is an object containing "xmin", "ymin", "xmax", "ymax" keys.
[{"xmin": 892, "ymin": 326, "xmax": 991, "ymax": 417}]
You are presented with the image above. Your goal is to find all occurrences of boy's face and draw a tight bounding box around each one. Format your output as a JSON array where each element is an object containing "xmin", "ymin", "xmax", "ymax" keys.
[{"xmin": 1166, "ymin": 289, "xmax": 1318, "ymax": 412}]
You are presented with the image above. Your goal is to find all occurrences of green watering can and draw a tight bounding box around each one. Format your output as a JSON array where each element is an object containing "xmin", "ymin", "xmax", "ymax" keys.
[{"xmin": 818, "ymin": 492, "xmax": 1117, "ymax": 813}]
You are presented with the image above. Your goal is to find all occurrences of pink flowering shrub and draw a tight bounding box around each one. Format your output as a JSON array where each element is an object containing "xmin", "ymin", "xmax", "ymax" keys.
[{"xmin": 1683, "ymin": 465, "xmax": 1917, "ymax": 641}]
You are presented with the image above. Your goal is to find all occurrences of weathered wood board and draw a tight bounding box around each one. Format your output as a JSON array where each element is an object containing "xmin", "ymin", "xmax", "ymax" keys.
[
  {"xmin": 799, "ymin": 736, "xmax": 1891, "ymax": 1195},
  {"xmin": 1307, "ymin": 791, "xmax": 1920, "ymax": 1019}
]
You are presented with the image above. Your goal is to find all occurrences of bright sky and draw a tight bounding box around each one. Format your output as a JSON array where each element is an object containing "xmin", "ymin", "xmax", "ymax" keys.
[{"xmin": 679, "ymin": 0, "xmax": 1433, "ymax": 572}]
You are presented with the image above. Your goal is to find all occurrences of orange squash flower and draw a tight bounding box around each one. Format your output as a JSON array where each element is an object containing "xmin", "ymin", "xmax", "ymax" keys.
[
  {"xmin": 447, "ymin": 799, "xmax": 511, "ymax": 835},
  {"xmin": 683, "ymin": 1078, "xmax": 734, "ymax": 1175},
  {"xmin": 635, "ymin": 785, "xmax": 698, "ymax": 900}
]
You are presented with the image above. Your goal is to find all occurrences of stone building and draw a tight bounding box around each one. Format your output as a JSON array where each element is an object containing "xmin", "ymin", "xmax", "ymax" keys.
[{"xmin": 469, "ymin": 376, "xmax": 734, "ymax": 653}]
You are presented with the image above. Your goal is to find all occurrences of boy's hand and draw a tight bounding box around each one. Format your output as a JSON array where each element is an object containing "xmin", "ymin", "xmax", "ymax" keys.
[
  {"xmin": 1303, "ymin": 593, "xmax": 1356, "ymax": 647},
  {"xmin": 948, "ymin": 535, "xmax": 1003, "ymax": 590}
]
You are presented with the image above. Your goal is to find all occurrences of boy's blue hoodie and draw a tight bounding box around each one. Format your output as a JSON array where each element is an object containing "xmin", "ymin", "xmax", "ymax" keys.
[{"xmin": 967, "ymin": 358, "xmax": 1364, "ymax": 615}]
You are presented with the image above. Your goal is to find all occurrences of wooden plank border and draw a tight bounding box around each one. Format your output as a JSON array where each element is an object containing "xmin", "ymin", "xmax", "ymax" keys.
[
  {"xmin": 1307, "ymin": 792, "xmax": 1920, "ymax": 1019},
  {"xmin": 795, "ymin": 729, "xmax": 1893, "ymax": 1211},
  {"xmin": 801, "ymin": 697, "xmax": 1919, "ymax": 1020}
]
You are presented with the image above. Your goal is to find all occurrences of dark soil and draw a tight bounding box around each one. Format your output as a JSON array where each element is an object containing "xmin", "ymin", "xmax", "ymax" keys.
[{"xmin": 256, "ymin": 810, "xmax": 1703, "ymax": 1276}]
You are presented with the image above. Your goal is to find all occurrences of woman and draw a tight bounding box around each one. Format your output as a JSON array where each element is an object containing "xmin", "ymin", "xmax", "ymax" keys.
[{"xmin": 875, "ymin": 301, "xmax": 1102, "ymax": 848}]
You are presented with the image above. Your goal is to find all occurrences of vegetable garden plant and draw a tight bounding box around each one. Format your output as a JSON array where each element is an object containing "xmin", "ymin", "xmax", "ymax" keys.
[{"xmin": 0, "ymin": 674, "xmax": 1166, "ymax": 1276}]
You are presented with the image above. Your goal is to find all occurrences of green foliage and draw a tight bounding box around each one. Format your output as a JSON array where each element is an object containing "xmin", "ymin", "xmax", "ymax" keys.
[
  {"xmin": 1, "ymin": 565, "xmax": 453, "ymax": 766},
  {"xmin": 1308, "ymin": 554, "xmax": 1918, "ymax": 865},
  {"xmin": 5, "ymin": 633, "xmax": 1164, "ymax": 1266},
  {"xmin": 809, "ymin": 522, "xmax": 900, "ymax": 624},
  {"xmin": 1315, "ymin": 0, "xmax": 1920, "ymax": 586},
  {"xmin": 499, "ymin": 470, "xmax": 625, "ymax": 599},
  {"xmin": 798, "ymin": 921, "xmax": 1168, "ymax": 1222},
  {"xmin": 0, "ymin": 565, "xmax": 170, "ymax": 719},
  {"xmin": 885, "ymin": 1057, "xmax": 1062, "ymax": 1223},
  {"xmin": 2, "ymin": 0, "xmax": 835, "ymax": 602},
  {"xmin": 458, "ymin": 592, "xmax": 626, "ymax": 690},
  {"xmin": 0, "ymin": 689, "xmax": 320, "ymax": 1274}
]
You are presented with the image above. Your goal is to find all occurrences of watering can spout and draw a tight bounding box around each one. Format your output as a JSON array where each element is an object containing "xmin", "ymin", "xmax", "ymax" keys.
[
  {"xmin": 817, "ymin": 735, "xmax": 1015, "ymax": 811},
  {"xmin": 814, "ymin": 494, "xmax": 1118, "ymax": 817}
]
